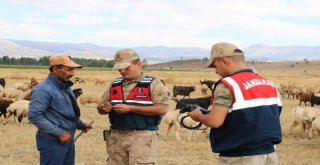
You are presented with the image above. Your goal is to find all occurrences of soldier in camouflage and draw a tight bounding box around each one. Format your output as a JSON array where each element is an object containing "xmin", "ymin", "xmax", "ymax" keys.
[
  {"xmin": 188, "ymin": 42, "xmax": 282, "ymax": 165},
  {"xmin": 97, "ymin": 48, "xmax": 170, "ymax": 165}
]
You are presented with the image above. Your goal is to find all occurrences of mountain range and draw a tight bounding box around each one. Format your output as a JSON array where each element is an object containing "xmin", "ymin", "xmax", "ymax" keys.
[{"xmin": 0, "ymin": 39, "xmax": 319, "ymax": 63}]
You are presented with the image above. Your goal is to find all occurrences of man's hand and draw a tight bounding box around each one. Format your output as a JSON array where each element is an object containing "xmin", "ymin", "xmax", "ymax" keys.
[
  {"xmin": 97, "ymin": 102, "xmax": 112, "ymax": 114},
  {"xmin": 83, "ymin": 123, "xmax": 93, "ymax": 133},
  {"xmin": 59, "ymin": 132, "xmax": 71, "ymax": 144},
  {"xmin": 112, "ymin": 104, "xmax": 131, "ymax": 114},
  {"xmin": 187, "ymin": 108, "xmax": 202, "ymax": 122}
]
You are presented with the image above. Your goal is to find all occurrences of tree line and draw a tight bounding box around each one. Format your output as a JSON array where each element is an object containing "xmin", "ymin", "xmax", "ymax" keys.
[{"xmin": 0, "ymin": 56, "xmax": 115, "ymax": 68}]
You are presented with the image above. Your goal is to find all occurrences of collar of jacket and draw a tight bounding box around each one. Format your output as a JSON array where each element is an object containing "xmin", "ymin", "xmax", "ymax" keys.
[
  {"xmin": 48, "ymin": 73, "xmax": 74, "ymax": 89},
  {"xmin": 212, "ymin": 68, "xmax": 254, "ymax": 93},
  {"xmin": 122, "ymin": 72, "xmax": 145, "ymax": 85}
]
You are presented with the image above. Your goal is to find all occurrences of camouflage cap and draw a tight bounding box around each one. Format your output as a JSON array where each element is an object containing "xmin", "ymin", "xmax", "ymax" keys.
[
  {"xmin": 113, "ymin": 48, "xmax": 140, "ymax": 69},
  {"xmin": 207, "ymin": 42, "xmax": 244, "ymax": 68}
]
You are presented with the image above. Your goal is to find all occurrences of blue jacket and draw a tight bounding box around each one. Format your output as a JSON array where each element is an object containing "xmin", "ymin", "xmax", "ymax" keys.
[{"xmin": 28, "ymin": 73, "xmax": 85, "ymax": 139}]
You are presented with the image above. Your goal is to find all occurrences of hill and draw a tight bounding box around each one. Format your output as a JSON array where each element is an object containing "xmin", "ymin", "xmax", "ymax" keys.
[
  {"xmin": 146, "ymin": 59, "xmax": 320, "ymax": 71},
  {"xmin": 1, "ymin": 38, "xmax": 320, "ymax": 62}
]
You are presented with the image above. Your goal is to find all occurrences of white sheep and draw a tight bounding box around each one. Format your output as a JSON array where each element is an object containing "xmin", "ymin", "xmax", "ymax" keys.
[
  {"xmin": 12, "ymin": 77, "xmax": 38, "ymax": 92},
  {"xmin": 163, "ymin": 110, "xmax": 181, "ymax": 141},
  {"xmin": 309, "ymin": 116, "xmax": 320, "ymax": 139},
  {"xmin": 2, "ymin": 100, "xmax": 30, "ymax": 125},
  {"xmin": 200, "ymin": 84, "xmax": 209, "ymax": 96},
  {"xmin": 0, "ymin": 88, "xmax": 23, "ymax": 100},
  {"xmin": 18, "ymin": 89, "xmax": 32, "ymax": 101},
  {"xmin": 307, "ymin": 108, "xmax": 320, "ymax": 139},
  {"xmin": 289, "ymin": 106, "xmax": 319, "ymax": 138},
  {"xmin": 79, "ymin": 94, "xmax": 101, "ymax": 105},
  {"xmin": 12, "ymin": 82, "xmax": 30, "ymax": 91}
]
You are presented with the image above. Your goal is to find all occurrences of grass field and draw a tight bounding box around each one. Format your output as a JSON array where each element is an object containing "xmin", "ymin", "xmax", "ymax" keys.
[{"xmin": 0, "ymin": 62, "xmax": 320, "ymax": 165}]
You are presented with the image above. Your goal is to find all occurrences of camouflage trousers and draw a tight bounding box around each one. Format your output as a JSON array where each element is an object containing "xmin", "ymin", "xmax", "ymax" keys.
[
  {"xmin": 106, "ymin": 129, "xmax": 157, "ymax": 165},
  {"xmin": 217, "ymin": 152, "xmax": 278, "ymax": 165}
]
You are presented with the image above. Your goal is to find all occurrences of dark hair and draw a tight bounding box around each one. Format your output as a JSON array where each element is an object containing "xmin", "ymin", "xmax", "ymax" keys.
[
  {"xmin": 49, "ymin": 65, "xmax": 63, "ymax": 72},
  {"xmin": 131, "ymin": 58, "xmax": 140, "ymax": 65},
  {"xmin": 234, "ymin": 49, "xmax": 243, "ymax": 54}
]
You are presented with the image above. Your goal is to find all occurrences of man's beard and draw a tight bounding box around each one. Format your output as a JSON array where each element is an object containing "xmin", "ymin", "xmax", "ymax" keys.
[{"xmin": 57, "ymin": 76, "xmax": 71, "ymax": 84}]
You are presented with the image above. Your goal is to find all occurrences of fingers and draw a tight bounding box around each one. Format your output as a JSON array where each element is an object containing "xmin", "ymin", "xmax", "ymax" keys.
[
  {"xmin": 112, "ymin": 104, "xmax": 131, "ymax": 114},
  {"xmin": 188, "ymin": 109, "xmax": 201, "ymax": 122},
  {"xmin": 97, "ymin": 102, "xmax": 112, "ymax": 114},
  {"xmin": 59, "ymin": 132, "xmax": 71, "ymax": 144},
  {"xmin": 84, "ymin": 125, "xmax": 93, "ymax": 133}
]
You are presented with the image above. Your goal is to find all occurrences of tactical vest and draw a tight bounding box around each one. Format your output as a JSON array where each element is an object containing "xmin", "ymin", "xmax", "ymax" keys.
[
  {"xmin": 109, "ymin": 76, "xmax": 161, "ymax": 130},
  {"xmin": 210, "ymin": 70, "xmax": 282, "ymax": 156}
]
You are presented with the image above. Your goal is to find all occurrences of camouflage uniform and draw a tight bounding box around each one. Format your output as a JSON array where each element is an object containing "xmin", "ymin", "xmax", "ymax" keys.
[
  {"xmin": 102, "ymin": 73, "xmax": 170, "ymax": 165},
  {"xmin": 212, "ymin": 83, "xmax": 233, "ymax": 108}
]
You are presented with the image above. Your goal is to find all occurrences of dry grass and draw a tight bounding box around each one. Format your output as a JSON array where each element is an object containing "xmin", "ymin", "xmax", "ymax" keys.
[{"xmin": 0, "ymin": 63, "xmax": 320, "ymax": 165}]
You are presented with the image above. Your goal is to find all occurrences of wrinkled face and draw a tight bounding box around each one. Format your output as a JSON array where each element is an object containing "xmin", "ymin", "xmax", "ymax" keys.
[
  {"xmin": 118, "ymin": 61, "xmax": 142, "ymax": 82},
  {"xmin": 53, "ymin": 65, "xmax": 75, "ymax": 82}
]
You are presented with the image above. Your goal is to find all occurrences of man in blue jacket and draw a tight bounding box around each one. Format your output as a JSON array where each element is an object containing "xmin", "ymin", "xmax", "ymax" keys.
[{"xmin": 29, "ymin": 54, "xmax": 92, "ymax": 165}]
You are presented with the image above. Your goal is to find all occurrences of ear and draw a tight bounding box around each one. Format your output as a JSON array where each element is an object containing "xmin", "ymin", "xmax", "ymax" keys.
[
  {"xmin": 136, "ymin": 61, "xmax": 142, "ymax": 67},
  {"xmin": 52, "ymin": 65, "xmax": 61, "ymax": 72},
  {"xmin": 222, "ymin": 58, "xmax": 230, "ymax": 66},
  {"xmin": 52, "ymin": 65, "xmax": 58, "ymax": 72}
]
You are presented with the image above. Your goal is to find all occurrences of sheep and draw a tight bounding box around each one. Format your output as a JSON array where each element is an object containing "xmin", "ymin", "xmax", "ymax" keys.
[
  {"xmin": 289, "ymin": 86, "xmax": 303, "ymax": 99},
  {"xmin": 95, "ymin": 78, "xmax": 106, "ymax": 86},
  {"xmin": 298, "ymin": 92, "xmax": 313, "ymax": 106},
  {"xmin": 0, "ymin": 97, "xmax": 14, "ymax": 119},
  {"xmin": 309, "ymin": 113, "xmax": 320, "ymax": 139},
  {"xmin": 19, "ymin": 89, "xmax": 32, "ymax": 101},
  {"xmin": 311, "ymin": 95, "xmax": 320, "ymax": 107},
  {"xmin": 200, "ymin": 84, "xmax": 209, "ymax": 96},
  {"xmin": 79, "ymin": 94, "xmax": 101, "ymax": 105},
  {"xmin": 163, "ymin": 110, "xmax": 181, "ymax": 141},
  {"xmin": 30, "ymin": 77, "xmax": 38, "ymax": 85},
  {"xmin": 12, "ymin": 82, "xmax": 36, "ymax": 92},
  {"xmin": 289, "ymin": 106, "xmax": 319, "ymax": 138},
  {"xmin": 0, "ymin": 78, "xmax": 5, "ymax": 88},
  {"xmin": 74, "ymin": 77, "xmax": 85, "ymax": 83},
  {"xmin": 0, "ymin": 88, "xmax": 23, "ymax": 100},
  {"xmin": 280, "ymin": 83, "xmax": 293, "ymax": 99},
  {"xmin": 172, "ymin": 85, "xmax": 195, "ymax": 99},
  {"xmin": 12, "ymin": 77, "xmax": 38, "ymax": 92},
  {"xmin": 2, "ymin": 100, "xmax": 30, "ymax": 125},
  {"xmin": 199, "ymin": 79, "xmax": 216, "ymax": 91}
]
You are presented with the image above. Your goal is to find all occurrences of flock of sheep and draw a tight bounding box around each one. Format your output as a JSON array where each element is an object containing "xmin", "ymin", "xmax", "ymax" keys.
[
  {"xmin": 280, "ymin": 83, "xmax": 320, "ymax": 139},
  {"xmin": 1, "ymin": 76, "xmax": 320, "ymax": 142},
  {"xmin": 0, "ymin": 77, "xmax": 37, "ymax": 125}
]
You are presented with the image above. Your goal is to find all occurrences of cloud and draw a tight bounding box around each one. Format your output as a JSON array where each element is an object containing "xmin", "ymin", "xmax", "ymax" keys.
[
  {"xmin": 3, "ymin": 0, "xmax": 320, "ymax": 47},
  {"xmin": 0, "ymin": 18, "xmax": 67, "ymax": 38},
  {"xmin": 24, "ymin": 12, "xmax": 106, "ymax": 25}
]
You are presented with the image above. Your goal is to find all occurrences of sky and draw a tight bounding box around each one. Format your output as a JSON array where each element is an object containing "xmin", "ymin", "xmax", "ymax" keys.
[{"xmin": 1, "ymin": 0, "xmax": 320, "ymax": 49}]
